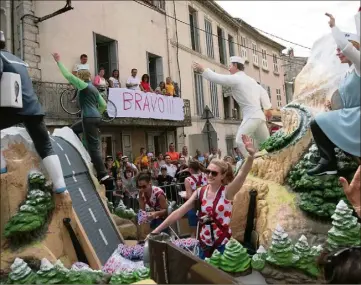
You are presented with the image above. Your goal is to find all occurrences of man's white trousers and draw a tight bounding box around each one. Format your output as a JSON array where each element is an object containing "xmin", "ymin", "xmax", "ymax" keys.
[{"xmin": 235, "ymin": 118, "xmax": 270, "ymax": 157}]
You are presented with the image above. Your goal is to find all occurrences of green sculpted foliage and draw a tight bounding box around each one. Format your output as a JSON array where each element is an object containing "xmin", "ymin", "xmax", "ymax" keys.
[
  {"xmin": 293, "ymin": 235, "xmax": 320, "ymax": 277},
  {"xmin": 220, "ymin": 238, "xmax": 251, "ymax": 273},
  {"xmin": 205, "ymin": 249, "xmax": 222, "ymax": 268},
  {"xmin": 4, "ymin": 172, "xmax": 54, "ymax": 244},
  {"xmin": 288, "ymin": 144, "xmax": 357, "ymax": 218},
  {"xmin": 266, "ymin": 225, "xmax": 298, "ymax": 267},
  {"xmin": 260, "ymin": 130, "xmax": 293, "ymax": 152},
  {"xmin": 327, "ymin": 200, "xmax": 361, "ymax": 251},
  {"xmin": 114, "ymin": 200, "xmax": 136, "ymax": 220},
  {"xmin": 251, "ymin": 246, "xmax": 267, "ymax": 271},
  {"xmin": 7, "ymin": 258, "xmax": 37, "ymax": 284}
]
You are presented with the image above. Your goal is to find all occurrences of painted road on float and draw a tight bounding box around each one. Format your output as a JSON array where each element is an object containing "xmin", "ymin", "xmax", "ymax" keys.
[{"xmin": 50, "ymin": 136, "xmax": 122, "ymax": 265}]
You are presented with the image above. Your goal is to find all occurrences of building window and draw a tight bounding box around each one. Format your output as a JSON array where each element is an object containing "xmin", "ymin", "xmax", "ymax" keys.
[
  {"xmin": 225, "ymin": 137, "xmax": 234, "ymax": 156},
  {"xmin": 147, "ymin": 52, "xmax": 164, "ymax": 90},
  {"xmin": 261, "ymin": 48, "xmax": 268, "ymax": 69},
  {"xmin": 204, "ymin": 19, "xmax": 214, "ymax": 58},
  {"xmin": 233, "ymin": 101, "xmax": 241, "ymax": 120},
  {"xmin": 252, "ymin": 42, "xmax": 259, "ymax": 66},
  {"xmin": 228, "ymin": 34, "xmax": 235, "ymax": 56},
  {"xmin": 273, "ymin": 53, "xmax": 279, "ymax": 73},
  {"xmin": 217, "ymin": 26, "xmax": 227, "ymax": 65},
  {"xmin": 210, "ymin": 81, "xmax": 219, "ymax": 118},
  {"xmin": 94, "ymin": 33, "xmax": 118, "ymax": 78},
  {"xmin": 276, "ymin": 88, "xmax": 282, "ymax": 107},
  {"xmin": 194, "ymin": 72, "xmax": 204, "ymax": 115},
  {"xmin": 222, "ymin": 86, "xmax": 232, "ymax": 119},
  {"xmin": 189, "ymin": 7, "xmax": 200, "ymax": 52},
  {"xmin": 240, "ymin": 36, "xmax": 248, "ymax": 60},
  {"xmin": 156, "ymin": 0, "xmax": 165, "ymax": 10}
]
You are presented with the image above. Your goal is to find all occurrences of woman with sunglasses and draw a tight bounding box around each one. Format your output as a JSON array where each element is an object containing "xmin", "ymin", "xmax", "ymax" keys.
[
  {"xmin": 150, "ymin": 135, "xmax": 256, "ymax": 259},
  {"xmin": 137, "ymin": 171, "xmax": 169, "ymax": 233}
]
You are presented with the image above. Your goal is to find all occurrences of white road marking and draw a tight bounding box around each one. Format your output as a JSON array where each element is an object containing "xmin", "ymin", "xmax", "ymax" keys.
[
  {"xmin": 72, "ymin": 171, "xmax": 77, "ymax": 182},
  {"xmin": 50, "ymin": 137, "xmax": 55, "ymax": 142},
  {"xmin": 78, "ymin": 187, "xmax": 87, "ymax": 201},
  {"xmin": 99, "ymin": 229, "xmax": 108, "ymax": 245},
  {"xmin": 89, "ymin": 208, "xmax": 97, "ymax": 223},
  {"xmin": 64, "ymin": 154, "xmax": 71, "ymax": 166},
  {"xmin": 56, "ymin": 143, "xmax": 64, "ymax": 151}
]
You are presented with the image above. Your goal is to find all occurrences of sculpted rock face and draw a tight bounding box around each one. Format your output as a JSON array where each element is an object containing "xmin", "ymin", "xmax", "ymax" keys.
[{"xmin": 0, "ymin": 127, "xmax": 123, "ymax": 272}]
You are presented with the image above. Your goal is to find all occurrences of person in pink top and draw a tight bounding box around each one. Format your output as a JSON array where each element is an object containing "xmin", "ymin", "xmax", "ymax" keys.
[
  {"xmin": 137, "ymin": 171, "xmax": 168, "ymax": 233},
  {"xmin": 184, "ymin": 160, "xmax": 208, "ymax": 237},
  {"xmin": 151, "ymin": 135, "xmax": 256, "ymax": 259}
]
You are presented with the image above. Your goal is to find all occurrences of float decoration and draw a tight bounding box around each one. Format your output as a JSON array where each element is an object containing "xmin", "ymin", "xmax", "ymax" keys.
[
  {"xmin": 293, "ymin": 235, "xmax": 320, "ymax": 277},
  {"xmin": 266, "ymin": 225, "xmax": 297, "ymax": 267},
  {"xmin": 326, "ymin": 200, "xmax": 361, "ymax": 251},
  {"xmin": 288, "ymin": 145, "xmax": 356, "ymax": 218},
  {"xmin": 4, "ymin": 172, "xmax": 54, "ymax": 246},
  {"xmin": 36, "ymin": 258, "xmax": 67, "ymax": 284},
  {"xmin": 251, "ymin": 246, "xmax": 267, "ymax": 271},
  {"xmin": 219, "ymin": 238, "xmax": 251, "ymax": 275},
  {"xmin": 205, "ymin": 249, "xmax": 221, "ymax": 268},
  {"xmin": 7, "ymin": 258, "xmax": 37, "ymax": 284},
  {"xmin": 114, "ymin": 200, "xmax": 136, "ymax": 220}
]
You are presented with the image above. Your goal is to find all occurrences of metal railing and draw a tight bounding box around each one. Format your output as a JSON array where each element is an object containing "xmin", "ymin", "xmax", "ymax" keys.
[{"xmin": 33, "ymin": 81, "xmax": 192, "ymax": 127}]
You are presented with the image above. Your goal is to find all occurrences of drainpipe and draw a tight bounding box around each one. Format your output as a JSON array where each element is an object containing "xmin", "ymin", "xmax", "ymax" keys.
[
  {"xmin": 164, "ymin": 9, "xmax": 171, "ymax": 78},
  {"xmin": 11, "ymin": 0, "xmax": 15, "ymax": 53},
  {"xmin": 20, "ymin": 14, "xmax": 39, "ymax": 60}
]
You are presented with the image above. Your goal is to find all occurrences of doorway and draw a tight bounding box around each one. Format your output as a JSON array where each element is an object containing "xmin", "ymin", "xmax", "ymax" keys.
[
  {"xmin": 94, "ymin": 33, "xmax": 118, "ymax": 78},
  {"xmin": 146, "ymin": 52, "xmax": 164, "ymax": 90}
]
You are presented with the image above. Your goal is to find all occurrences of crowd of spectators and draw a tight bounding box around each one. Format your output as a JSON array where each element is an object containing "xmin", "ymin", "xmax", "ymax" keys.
[
  {"xmin": 72, "ymin": 54, "xmax": 179, "ymax": 97},
  {"xmin": 103, "ymin": 142, "xmax": 245, "ymax": 210}
]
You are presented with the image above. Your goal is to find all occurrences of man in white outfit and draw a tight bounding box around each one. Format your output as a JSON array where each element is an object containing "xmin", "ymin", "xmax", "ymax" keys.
[{"xmin": 193, "ymin": 56, "xmax": 272, "ymax": 157}]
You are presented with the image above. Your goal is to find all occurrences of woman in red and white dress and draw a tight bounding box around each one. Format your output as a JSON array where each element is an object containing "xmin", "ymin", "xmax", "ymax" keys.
[
  {"xmin": 184, "ymin": 161, "xmax": 207, "ymax": 237},
  {"xmin": 151, "ymin": 135, "xmax": 256, "ymax": 259}
]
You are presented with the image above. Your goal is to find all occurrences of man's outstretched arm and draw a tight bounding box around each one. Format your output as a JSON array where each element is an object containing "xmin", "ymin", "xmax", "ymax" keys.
[{"xmin": 193, "ymin": 62, "xmax": 239, "ymax": 86}]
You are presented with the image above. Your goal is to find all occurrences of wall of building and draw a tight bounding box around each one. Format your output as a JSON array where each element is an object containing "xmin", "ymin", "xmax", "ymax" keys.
[
  {"xmin": 34, "ymin": 1, "xmax": 169, "ymax": 85},
  {"xmin": 9, "ymin": 0, "xmax": 289, "ymax": 158}
]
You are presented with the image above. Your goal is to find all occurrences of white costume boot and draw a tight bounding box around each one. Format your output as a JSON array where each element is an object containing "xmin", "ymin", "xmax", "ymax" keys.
[
  {"xmin": 1, "ymin": 149, "xmax": 7, "ymax": 174},
  {"xmin": 42, "ymin": 155, "xmax": 67, "ymax": 194}
]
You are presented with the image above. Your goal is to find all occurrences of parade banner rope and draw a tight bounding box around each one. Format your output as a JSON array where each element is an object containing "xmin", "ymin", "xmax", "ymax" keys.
[{"xmin": 108, "ymin": 88, "xmax": 185, "ymax": 121}]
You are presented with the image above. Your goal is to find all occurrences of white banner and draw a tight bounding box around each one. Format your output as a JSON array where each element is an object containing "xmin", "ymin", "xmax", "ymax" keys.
[{"xmin": 108, "ymin": 88, "xmax": 184, "ymax": 121}]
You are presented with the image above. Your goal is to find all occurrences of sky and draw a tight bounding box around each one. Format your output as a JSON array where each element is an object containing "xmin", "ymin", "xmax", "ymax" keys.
[{"xmin": 216, "ymin": 1, "xmax": 360, "ymax": 57}]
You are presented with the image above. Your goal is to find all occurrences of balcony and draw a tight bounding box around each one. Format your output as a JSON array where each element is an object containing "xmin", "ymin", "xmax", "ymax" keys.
[{"xmin": 33, "ymin": 81, "xmax": 192, "ymax": 127}]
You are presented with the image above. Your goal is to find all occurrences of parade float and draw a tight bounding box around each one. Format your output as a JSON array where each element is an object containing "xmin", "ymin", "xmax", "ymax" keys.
[{"xmin": 1, "ymin": 31, "xmax": 360, "ymax": 284}]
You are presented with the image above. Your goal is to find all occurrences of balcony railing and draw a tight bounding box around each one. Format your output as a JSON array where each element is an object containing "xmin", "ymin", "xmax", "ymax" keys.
[{"xmin": 33, "ymin": 81, "xmax": 192, "ymax": 127}]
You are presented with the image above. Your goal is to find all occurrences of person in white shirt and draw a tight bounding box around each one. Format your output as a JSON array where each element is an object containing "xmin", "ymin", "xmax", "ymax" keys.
[
  {"xmin": 162, "ymin": 154, "xmax": 177, "ymax": 178},
  {"xmin": 193, "ymin": 56, "xmax": 272, "ymax": 157},
  {"xmin": 126, "ymin": 68, "xmax": 141, "ymax": 90},
  {"xmin": 72, "ymin": 54, "xmax": 90, "ymax": 75}
]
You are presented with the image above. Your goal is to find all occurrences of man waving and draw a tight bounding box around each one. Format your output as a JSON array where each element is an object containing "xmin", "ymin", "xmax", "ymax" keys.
[{"xmin": 193, "ymin": 56, "xmax": 272, "ymax": 157}]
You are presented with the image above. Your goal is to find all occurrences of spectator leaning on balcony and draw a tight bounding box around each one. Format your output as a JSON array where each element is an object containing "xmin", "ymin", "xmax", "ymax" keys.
[
  {"xmin": 108, "ymin": 69, "xmax": 121, "ymax": 88},
  {"xmin": 52, "ymin": 52, "xmax": 112, "ymax": 185},
  {"xmin": 155, "ymin": 81, "xmax": 166, "ymax": 95},
  {"xmin": 0, "ymin": 31, "xmax": 69, "ymax": 198},
  {"xmin": 193, "ymin": 57, "xmax": 273, "ymax": 159},
  {"xmin": 140, "ymin": 74, "xmax": 153, "ymax": 92},
  {"xmin": 72, "ymin": 54, "xmax": 89, "ymax": 75},
  {"xmin": 93, "ymin": 67, "xmax": 108, "ymax": 98},
  {"xmin": 126, "ymin": 68, "xmax": 141, "ymax": 90},
  {"xmin": 165, "ymin": 76, "xmax": 175, "ymax": 96}
]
